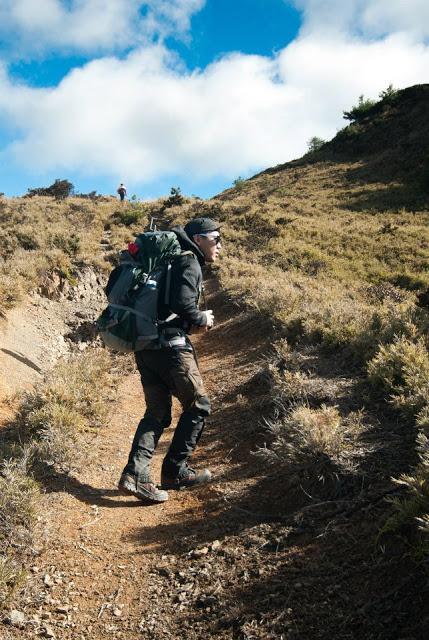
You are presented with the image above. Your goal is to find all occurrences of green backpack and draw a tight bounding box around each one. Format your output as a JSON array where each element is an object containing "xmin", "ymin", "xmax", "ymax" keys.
[{"xmin": 97, "ymin": 231, "xmax": 183, "ymax": 352}]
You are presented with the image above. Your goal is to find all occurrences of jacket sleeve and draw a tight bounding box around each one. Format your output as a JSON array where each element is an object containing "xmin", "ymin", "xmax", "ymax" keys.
[{"xmin": 169, "ymin": 255, "xmax": 207, "ymax": 327}]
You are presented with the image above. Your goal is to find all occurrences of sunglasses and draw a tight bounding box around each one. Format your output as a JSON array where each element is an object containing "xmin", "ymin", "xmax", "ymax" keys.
[{"xmin": 198, "ymin": 233, "xmax": 221, "ymax": 245}]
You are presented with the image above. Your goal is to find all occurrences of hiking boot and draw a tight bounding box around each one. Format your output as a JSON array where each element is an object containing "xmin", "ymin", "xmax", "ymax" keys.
[
  {"xmin": 118, "ymin": 473, "xmax": 168, "ymax": 503},
  {"xmin": 161, "ymin": 466, "xmax": 212, "ymax": 490}
]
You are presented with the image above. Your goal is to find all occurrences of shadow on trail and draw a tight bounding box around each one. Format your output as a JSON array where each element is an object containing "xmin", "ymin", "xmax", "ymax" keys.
[
  {"xmin": 0, "ymin": 347, "xmax": 43, "ymax": 373},
  {"xmin": 32, "ymin": 465, "xmax": 160, "ymax": 509}
]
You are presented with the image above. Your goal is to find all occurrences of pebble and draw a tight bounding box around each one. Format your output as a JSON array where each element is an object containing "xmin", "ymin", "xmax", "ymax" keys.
[
  {"xmin": 7, "ymin": 609, "xmax": 26, "ymax": 628},
  {"xmin": 56, "ymin": 606, "xmax": 70, "ymax": 614},
  {"xmin": 44, "ymin": 574, "xmax": 54, "ymax": 587}
]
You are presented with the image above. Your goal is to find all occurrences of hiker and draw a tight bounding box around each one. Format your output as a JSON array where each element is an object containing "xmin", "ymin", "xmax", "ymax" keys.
[
  {"xmin": 118, "ymin": 217, "xmax": 222, "ymax": 503},
  {"xmin": 117, "ymin": 183, "xmax": 127, "ymax": 201}
]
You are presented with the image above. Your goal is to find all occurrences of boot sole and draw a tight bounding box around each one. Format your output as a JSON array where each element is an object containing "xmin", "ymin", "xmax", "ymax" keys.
[{"xmin": 118, "ymin": 481, "xmax": 168, "ymax": 503}]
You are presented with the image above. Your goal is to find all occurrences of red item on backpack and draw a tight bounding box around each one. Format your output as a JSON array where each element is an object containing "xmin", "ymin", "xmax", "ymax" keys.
[{"xmin": 128, "ymin": 242, "xmax": 139, "ymax": 256}]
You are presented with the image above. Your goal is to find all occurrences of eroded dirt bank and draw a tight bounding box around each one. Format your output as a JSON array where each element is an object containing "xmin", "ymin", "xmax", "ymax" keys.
[{"xmin": 0, "ymin": 268, "xmax": 106, "ymax": 416}]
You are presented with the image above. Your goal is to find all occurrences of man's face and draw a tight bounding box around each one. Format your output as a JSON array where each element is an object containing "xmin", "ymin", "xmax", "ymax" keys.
[{"xmin": 193, "ymin": 231, "xmax": 222, "ymax": 262}]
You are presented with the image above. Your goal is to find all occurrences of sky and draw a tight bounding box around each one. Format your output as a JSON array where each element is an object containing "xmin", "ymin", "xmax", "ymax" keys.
[{"xmin": 0, "ymin": 0, "xmax": 428, "ymax": 199}]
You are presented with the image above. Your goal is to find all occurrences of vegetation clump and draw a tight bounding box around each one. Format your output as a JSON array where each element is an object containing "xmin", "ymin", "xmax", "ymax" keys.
[
  {"xmin": 383, "ymin": 432, "xmax": 429, "ymax": 554},
  {"xmin": 307, "ymin": 136, "xmax": 326, "ymax": 152},
  {"xmin": 26, "ymin": 179, "xmax": 75, "ymax": 200},
  {"xmin": 343, "ymin": 94, "xmax": 377, "ymax": 122},
  {"xmin": 256, "ymin": 401, "xmax": 365, "ymax": 498},
  {"xmin": 164, "ymin": 186, "xmax": 184, "ymax": 208},
  {"xmin": 112, "ymin": 202, "xmax": 146, "ymax": 226},
  {"xmin": 367, "ymin": 336, "xmax": 429, "ymax": 418},
  {"xmin": 17, "ymin": 350, "xmax": 114, "ymax": 470},
  {"xmin": 0, "ymin": 451, "xmax": 40, "ymax": 606}
]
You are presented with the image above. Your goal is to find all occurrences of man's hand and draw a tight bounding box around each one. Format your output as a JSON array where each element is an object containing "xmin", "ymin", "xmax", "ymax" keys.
[
  {"xmin": 203, "ymin": 310, "xmax": 214, "ymax": 328},
  {"xmin": 190, "ymin": 310, "xmax": 215, "ymax": 334}
]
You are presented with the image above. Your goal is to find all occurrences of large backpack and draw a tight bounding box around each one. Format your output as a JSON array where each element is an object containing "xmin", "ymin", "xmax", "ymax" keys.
[{"xmin": 97, "ymin": 231, "xmax": 185, "ymax": 352}]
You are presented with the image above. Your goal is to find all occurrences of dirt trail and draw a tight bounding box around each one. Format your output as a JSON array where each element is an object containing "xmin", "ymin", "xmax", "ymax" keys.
[{"xmin": 3, "ymin": 279, "xmax": 271, "ymax": 639}]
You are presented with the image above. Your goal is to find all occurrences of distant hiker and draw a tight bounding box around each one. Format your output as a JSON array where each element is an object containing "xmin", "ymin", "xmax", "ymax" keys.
[
  {"xmin": 117, "ymin": 183, "xmax": 127, "ymax": 201},
  {"xmin": 117, "ymin": 217, "xmax": 222, "ymax": 503}
]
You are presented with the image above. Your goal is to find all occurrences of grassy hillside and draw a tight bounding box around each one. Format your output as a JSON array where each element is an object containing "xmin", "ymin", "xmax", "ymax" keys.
[{"xmin": 168, "ymin": 85, "xmax": 429, "ymax": 570}]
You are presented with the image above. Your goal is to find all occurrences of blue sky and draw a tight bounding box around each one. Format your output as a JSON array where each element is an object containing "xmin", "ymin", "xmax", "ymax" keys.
[{"xmin": 0, "ymin": 0, "xmax": 428, "ymax": 199}]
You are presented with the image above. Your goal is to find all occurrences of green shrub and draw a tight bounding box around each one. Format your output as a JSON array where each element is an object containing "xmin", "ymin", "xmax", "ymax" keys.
[
  {"xmin": 343, "ymin": 95, "xmax": 377, "ymax": 122},
  {"xmin": 307, "ymin": 136, "xmax": 326, "ymax": 153},
  {"xmin": 233, "ymin": 176, "xmax": 245, "ymax": 191},
  {"xmin": 379, "ymin": 84, "xmax": 398, "ymax": 102},
  {"xmin": 0, "ymin": 230, "xmax": 18, "ymax": 258},
  {"xmin": 15, "ymin": 231, "xmax": 40, "ymax": 251},
  {"xmin": 48, "ymin": 232, "xmax": 80, "ymax": 256},
  {"xmin": 26, "ymin": 179, "xmax": 74, "ymax": 200},
  {"xmin": 112, "ymin": 205, "xmax": 145, "ymax": 226},
  {"xmin": 164, "ymin": 186, "xmax": 184, "ymax": 208}
]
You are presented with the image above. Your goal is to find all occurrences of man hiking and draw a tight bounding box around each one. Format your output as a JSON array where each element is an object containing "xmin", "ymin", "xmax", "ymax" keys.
[
  {"xmin": 118, "ymin": 217, "xmax": 222, "ymax": 503},
  {"xmin": 117, "ymin": 183, "xmax": 127, "ymax": 201}
]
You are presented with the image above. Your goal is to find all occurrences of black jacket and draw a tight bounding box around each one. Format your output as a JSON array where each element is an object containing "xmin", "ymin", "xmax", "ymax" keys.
[{"xmin": 158, "ymin": 226, "xmax": 207, "ymax": 332}]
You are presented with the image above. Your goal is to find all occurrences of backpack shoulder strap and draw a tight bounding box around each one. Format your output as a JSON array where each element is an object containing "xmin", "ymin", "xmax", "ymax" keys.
[{"xmin": 164, "ymin": 251, "xmax": 196, "ymax": 305}]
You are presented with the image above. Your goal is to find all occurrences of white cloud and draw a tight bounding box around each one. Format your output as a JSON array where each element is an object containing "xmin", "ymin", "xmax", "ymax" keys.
[
  {"xmin": 1, "ymin": 28, "xmax": 428, "ymax": 185},
  {"xmin": 0, "ymin": 0, "xmax": 205, "ymax": 55},
  {"xmin": 360, "ymin": 0, "xmax": 429, "ymax": 39},
  {"xmin": 293, "ymin": 0, "xmax": 429, "ymax": 39},
  {"xmin": 0, "ymin": 0, "xmax": 428, "ymax": 188},
  {"xmin": 0, "ymin": 48, "xmax": 299, "ymax": 180},
  {"xmin": 143, "ymin": 0, "xmax": 205, "ymax": 39}
]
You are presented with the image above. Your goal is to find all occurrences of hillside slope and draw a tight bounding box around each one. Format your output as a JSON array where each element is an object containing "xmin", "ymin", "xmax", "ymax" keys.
[{"xmin": 1, "ymin": 84, "xmax": 429, "ymax": 638}]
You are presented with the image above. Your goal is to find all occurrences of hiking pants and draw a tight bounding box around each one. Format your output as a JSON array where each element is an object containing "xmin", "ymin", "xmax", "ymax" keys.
[{"xmin": 123, "ymin": 346, "xmax": 211, "ymax": 482}]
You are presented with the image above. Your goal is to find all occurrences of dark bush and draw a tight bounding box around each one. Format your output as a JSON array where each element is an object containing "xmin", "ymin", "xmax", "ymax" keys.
[
  {"xmin": 15, "ymin": 231, "xmax": 40, "ymax": 251},
  {"xmin": 112, "ymin": 205, "xmax": 145, "ymax": 226},
  {"xmin": 49, "ymin": 233, "xmax": 80, "ymax": 256},
  {"xmin": 26, "ymin": 179, "xmax": 75, "ymax": 200},
  {"xmin": 343, "ymin": 95, "xmax": 377, "ymax": 123},
  {"xmin": 307, "ymin": 136, "xmax": 326, "ymax": 152},
  {"xmin": 164, "ymin": 187, "xmax": 184, "ymax": 208}
]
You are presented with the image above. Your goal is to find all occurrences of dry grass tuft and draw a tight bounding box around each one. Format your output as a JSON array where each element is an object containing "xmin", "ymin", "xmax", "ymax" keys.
[
  {"xmin": 0, "ymin": 449, "xmax": 40, "ymax": 606},
  {"xmin": 383, "ymin": 432, "xmax": 429, "ymax": 553},
  {"xmin": 17, "ymin": 349, "xmax": 114, "ymax": 470},
  {"xmin": 256, "ymin": 403, "xmax": 365, "ymax": 478},
  {"xmin": 367, "ymin": 336, "xmax": 429, "ymax": 417}
]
